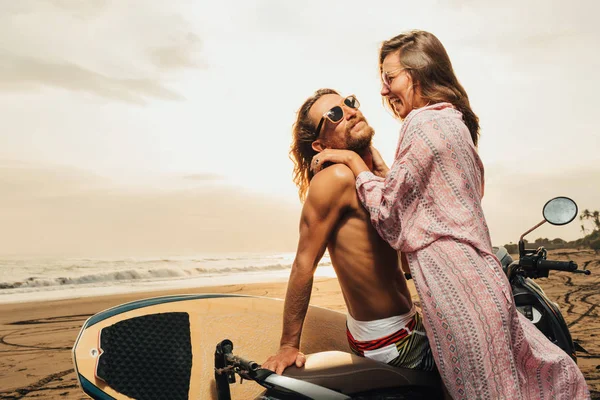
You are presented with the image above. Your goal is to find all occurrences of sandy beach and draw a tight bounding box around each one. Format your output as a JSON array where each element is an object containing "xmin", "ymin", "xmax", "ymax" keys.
[{"xmin": 1, "ymin": 249, "xmax": 598, "ymax": 399}]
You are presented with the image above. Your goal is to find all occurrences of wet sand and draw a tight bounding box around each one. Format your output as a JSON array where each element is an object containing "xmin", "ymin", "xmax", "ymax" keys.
[{"xmin": 0, "ymin": 249, "xmax": 598, "ymax": 399}]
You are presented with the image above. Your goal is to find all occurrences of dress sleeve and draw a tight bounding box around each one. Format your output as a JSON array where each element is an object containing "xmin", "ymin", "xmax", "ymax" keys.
[
  {"xmin": 355, "ymin": 147, "xmax": 414, "ymax": 249},
  {"xmin": 356, "ymin": 112, "xmax": 440, "ymax": 249}
]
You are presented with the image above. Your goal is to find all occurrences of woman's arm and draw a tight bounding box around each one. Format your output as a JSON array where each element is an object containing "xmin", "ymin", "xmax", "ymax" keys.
[
  {"xmin": 310, "ymin": 146, "xmax": 390, "ymax": 178},
  {"xmin": 357, "ymin": 119, "xmax": 442, "ymax": 249},
  {"xmin": 311, "ymin": 114, "xmax": 443, "ymax": 250},
  {"xmin": 310, "ymin": 149, "xmax": 369, "ymax": 177},
  {"xmin": 369, "ymin": 146, "xmax": 390, "ymax": 178},
  {"xmin": 355, "ymin": 165, "xmax": 411, "ymax": 249},
  {"xmin": 309, "ymin": 147, "xmax": 414, "ymax": 249},
  {"xmin": 310, "ymin": 148, "xmax": 410, "ymax": 248}
]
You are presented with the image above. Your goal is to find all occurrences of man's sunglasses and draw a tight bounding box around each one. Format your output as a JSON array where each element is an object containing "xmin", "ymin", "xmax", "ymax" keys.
[{"xmin": 314, "ymin": 95, "xmax": 360, "ymax": 136}]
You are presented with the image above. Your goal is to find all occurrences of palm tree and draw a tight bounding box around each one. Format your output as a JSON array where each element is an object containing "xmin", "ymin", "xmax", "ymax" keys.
[
  {"xmin": 580, "ymin": 209, "xmax": 596, "ymax": 233},
  {"xmin": 582, "ymin": 209, "xmax": 592, "ymax": 219},
  {"xmin": 592, "ymin": 211, "xmax": 600, "ymax": 231}
]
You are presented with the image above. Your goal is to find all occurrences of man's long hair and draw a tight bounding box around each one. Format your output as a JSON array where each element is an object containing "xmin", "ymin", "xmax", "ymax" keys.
[
  {"xmin": 290, "ymin": 88, "xmax": 339, "ymax": 202},
  {"xmin": 379, "ymin": 30, "xmax": 480, "ymax": 145}
]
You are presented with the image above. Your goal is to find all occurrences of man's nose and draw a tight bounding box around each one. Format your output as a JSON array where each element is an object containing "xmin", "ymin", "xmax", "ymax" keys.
[{"xmin": 344, "ymin": 106, "xmax": 358, "ymax": 119}]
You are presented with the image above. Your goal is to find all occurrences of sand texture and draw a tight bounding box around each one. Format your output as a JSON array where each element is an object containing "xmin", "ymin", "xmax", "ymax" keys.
[{"xmin": 0, "ymin": 249, "xmax": 598, "ymax": 399}]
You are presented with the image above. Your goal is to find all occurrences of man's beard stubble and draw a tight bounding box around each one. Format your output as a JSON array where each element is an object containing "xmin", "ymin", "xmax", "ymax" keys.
[{"xmin": 345, "ymin": 121, "xmax": 374, "ymax": 153}]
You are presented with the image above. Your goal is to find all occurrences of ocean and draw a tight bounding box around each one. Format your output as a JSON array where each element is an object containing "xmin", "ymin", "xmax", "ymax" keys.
[{"xmin": 0, "ymin": 253, "xmax": 336, "ymax": 304}]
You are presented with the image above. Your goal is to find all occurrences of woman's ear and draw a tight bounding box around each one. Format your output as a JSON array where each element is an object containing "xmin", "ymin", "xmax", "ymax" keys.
[{"xmin": 311, "ymin": 140, "xmax": 324, "ymax": 152}]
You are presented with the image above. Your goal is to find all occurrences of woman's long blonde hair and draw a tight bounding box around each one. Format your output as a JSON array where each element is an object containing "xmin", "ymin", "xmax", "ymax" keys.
[{"xmin": 380, "ymin": 30, "xmax": 480, "ymax": 145}]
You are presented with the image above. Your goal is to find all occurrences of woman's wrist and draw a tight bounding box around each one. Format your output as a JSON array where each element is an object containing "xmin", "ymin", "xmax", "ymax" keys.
[{"xmin": 348, "ymin": 153, "xmax": 369, "ymax": 176}]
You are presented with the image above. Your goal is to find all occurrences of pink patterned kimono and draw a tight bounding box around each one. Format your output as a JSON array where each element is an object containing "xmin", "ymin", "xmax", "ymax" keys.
[{"xmin": 356, "ymin": 103, "xmax": 590, "ymax": 399}]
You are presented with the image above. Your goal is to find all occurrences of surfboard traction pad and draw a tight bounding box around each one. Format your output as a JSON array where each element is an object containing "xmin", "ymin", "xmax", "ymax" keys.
[{"xmin": 96, "ymin": 312, "xmax": 192, "ymax": 400}]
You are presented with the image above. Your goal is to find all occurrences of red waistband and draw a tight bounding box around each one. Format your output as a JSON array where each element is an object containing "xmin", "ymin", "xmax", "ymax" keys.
[{"xmin": 346, "ymin": 315, "xmax": 417, "ymax": 353}]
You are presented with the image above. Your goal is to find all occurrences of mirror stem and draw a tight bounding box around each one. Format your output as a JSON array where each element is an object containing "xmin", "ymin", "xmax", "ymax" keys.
[{"xmin": 520, "ymin": 220, "xmax": 546, "ymax": 242}]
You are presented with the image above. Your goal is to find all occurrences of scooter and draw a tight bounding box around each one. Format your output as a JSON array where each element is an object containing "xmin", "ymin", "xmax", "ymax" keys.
[
  {"xmin": 214, "ymin": 196, "xmax": 590, "ymax": 400},
  {"xmin": 494, "ymin": 196, "xmax": 590, "ymax": 361}
]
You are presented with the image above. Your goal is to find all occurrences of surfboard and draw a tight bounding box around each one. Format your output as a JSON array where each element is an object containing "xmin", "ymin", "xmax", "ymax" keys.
[{"xmin": 72, "ymin": 294, "xmax": 349, "ymax": 400}]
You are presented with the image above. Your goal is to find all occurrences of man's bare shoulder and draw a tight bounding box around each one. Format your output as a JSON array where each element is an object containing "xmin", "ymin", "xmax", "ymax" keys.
[
  {"xmin": 310, "ymin": 163, "xmax": 355, "ymax": 189},
  {"xmin": 306, "ymin": 164, "xmax": 355, "ymax": 206}
]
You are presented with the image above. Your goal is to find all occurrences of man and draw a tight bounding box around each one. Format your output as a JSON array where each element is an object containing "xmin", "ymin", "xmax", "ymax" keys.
[{"xmin": 262, "ymin": 89, "xmax": 434, "ymax": 374}]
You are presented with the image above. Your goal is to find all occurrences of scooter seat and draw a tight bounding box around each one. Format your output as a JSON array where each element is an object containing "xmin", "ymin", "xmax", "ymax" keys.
[
  {"xmin": 493, "ymin": 246, "xmax": 513, "ymax": 273},
  {"xmin": 282, "ymin": 351, "xmax": 441, "ymax": 395}
]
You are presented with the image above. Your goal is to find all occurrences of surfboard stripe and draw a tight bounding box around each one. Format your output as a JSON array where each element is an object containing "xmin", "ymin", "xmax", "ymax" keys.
[
  {"xmin": 84, "ymin": 294, "xmax": 247, "ymax": 328},
  {"xmin": 78, "ymin": 374, "xmax": 116, "ymax": 400}
]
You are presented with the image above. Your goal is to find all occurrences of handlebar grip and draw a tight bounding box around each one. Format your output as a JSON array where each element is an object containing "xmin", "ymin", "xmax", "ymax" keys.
[
  {"xmin": 537, "ymin": 259, "xmax": 577, "ymax": 271},
  {"xmin": 231, "ymin": 355, "xmax": 259, "ymax": 372}
]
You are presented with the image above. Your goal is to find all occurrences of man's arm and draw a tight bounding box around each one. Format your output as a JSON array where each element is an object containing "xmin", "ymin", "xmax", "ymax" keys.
[{"xmin": 262, "ymin": 165, "xmax": 355, "ymax": 374}]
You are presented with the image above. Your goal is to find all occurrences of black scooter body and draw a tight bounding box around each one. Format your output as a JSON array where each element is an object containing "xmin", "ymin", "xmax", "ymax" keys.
[
  {"xmin": 512, "ymin": 275, "xmax": 576, "ymax": 360},
  {"xmin": 496, "ymin": 245, "xmax": 578, "ymax": 361}
]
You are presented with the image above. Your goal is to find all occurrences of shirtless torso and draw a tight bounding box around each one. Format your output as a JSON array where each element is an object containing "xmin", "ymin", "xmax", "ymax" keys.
[
  {"xmin": 283, "ymin": 162, "xmax": 411, "ymax": 342},
  {"xmin": 323, "ymin": 165, "xmax": 412, "ymax": 321}
]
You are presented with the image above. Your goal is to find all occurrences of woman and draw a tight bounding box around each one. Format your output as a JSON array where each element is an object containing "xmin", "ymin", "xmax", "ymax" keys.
[{"xmin": 311, "ymin": 30, "xmax": 589, "ymax": 400}]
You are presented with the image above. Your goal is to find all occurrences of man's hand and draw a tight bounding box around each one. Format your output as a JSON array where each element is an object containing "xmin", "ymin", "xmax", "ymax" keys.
[
  {"xmin": 262, "ymin": 346, "xmax": 306, "ymax": 375},
  {"xmin": 369, "ymin": 146, "xmax": 390, "ymax": 178}
]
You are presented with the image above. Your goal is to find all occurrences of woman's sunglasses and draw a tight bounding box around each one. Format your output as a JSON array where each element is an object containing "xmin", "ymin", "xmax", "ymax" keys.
[{"xmin": 314, "ymin": 95, "xmax": 360, "ymax": 136}]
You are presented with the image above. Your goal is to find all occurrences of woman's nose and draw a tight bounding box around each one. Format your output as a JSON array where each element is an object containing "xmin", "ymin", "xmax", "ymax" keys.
[{"xmin": 380, "ymin": 83, "xmax": 390, "ymax": 97}]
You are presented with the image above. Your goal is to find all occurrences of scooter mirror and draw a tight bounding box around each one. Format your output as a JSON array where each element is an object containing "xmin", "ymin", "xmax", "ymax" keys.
[{"xmin": 543, "ymin": 197, "xmax": 578, "ymax": 226}]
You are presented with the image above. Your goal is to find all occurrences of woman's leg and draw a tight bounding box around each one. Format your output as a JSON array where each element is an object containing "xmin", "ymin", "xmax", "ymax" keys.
[{"xmin": 408, "ymin": 242, "xmax": 589, "ymax": 399}]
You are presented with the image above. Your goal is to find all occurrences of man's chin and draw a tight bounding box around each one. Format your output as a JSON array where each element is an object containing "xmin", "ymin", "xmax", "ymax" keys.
[
  {"xmin": 346, "ymin": 138, "xmax": 372, "ymax": 153},
  {"xmin": 346, "ymin": 128, "xmax": 374, "ymax": 153}
]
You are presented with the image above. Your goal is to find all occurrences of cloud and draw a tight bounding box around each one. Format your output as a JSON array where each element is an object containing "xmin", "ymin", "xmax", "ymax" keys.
[
  {"xmin": 0, "ymin": 160, "xmax": 300, "ymax": 256},
  {"xmin": 0, "ymin": 160, "xmax": 109, "ymax": 198},
  {"xmin": 182, "ymin": 174, "xmax": 225, "ymax": 182},
  {"xmin": 148, "ymin": 33, "xmax": 206, "ymax": 71},
  {"xmin": 443, "ymin": 0, "xmax": 599, "ymax": 49},
  {"xmin": 45, "ymin": 0, "xmax": 108, "ymax": 17},
  {"xmin": 0, "ymin": 1, "xmax": 206, "ymax": 103},
  {"xmin": 0, "ymin": 52, "xmax": 183, "ymax": 104}
]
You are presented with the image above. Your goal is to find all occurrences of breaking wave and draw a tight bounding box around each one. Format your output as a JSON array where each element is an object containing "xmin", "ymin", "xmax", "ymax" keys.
[{"xmin": 0, "ymin": 263, "xmax": 293, "ymax": 290}]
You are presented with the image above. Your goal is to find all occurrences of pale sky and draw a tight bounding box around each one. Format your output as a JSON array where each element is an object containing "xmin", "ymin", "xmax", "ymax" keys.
[{"xmin": 1, "ymin": 0, "xmax": 599, "ymax": 256}]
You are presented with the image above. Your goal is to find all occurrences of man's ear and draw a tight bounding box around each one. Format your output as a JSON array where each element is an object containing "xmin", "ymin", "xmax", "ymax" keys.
[{"xmin": 312, "ymin": 140, "xmax": 325, "ymax": 152}]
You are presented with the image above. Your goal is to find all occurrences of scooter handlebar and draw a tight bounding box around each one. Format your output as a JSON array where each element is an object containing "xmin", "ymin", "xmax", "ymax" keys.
[
  {"xmin": 537, "ymin": 259, "xmax": 577, "ymax": 272},
  {"xmin": 227, "ymin": 354, "xmax": 260, "ymax": 372}
]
